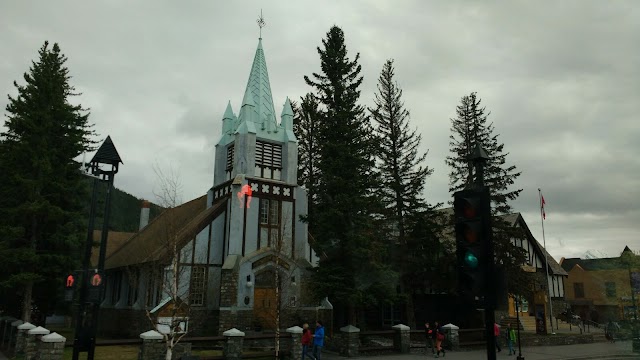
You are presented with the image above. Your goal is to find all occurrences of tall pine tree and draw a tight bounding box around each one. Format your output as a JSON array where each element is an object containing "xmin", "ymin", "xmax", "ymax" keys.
[
  {"xmin": 304, "ymin": 26, "xmax": 392, "ymax": 324},
  {"xmin": 369, "ymin": 59, "xmax": 436, "ymax": 327},
  {"xmin": 0, "ymin": 41, "xmax": 94, "ymax": 321},
  {"xmin": 446, "ymin": 92, "xmax": 529, "ymax": 296},
  {"xmin": 292, "ymin": 93, "xmax": 321, "ymax": 232}
]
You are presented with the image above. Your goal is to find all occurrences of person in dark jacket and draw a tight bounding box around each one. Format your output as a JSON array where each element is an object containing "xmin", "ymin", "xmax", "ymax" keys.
[{"xmin": 425, "ymin": 321, "xmax": 435, "ymax": 355}]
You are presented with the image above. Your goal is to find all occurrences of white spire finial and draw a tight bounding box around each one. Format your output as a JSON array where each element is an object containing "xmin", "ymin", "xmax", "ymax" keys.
[{"xmin": 257, "ymin": 9, "xmax": 266, "ymax": 39}]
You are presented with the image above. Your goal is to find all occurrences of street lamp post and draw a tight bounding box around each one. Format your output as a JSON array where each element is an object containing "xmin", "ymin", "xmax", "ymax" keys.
[
  {"xmin": 72, "ymin": 136, "xmax": 122, "ymax": 360},
  {"xmin": 515, "ymin": 296, "xmax": 524, "ymax": 360}
]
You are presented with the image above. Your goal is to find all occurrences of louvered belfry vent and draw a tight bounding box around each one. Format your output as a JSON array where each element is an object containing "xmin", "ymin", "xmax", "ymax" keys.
[
  {"xmin": 226, "ymin": 145, "xmax": 234, "ymax": 171},
  {"xmin": 256, "ymin": 141, "xmax": 282, "ymax": 169}
]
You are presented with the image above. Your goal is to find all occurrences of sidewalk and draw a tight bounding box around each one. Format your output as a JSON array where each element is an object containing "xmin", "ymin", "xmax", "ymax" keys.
[
  {"xmin": 0, "ymin": 349, "xmax": 7, "ymax": 360},
  {"xmin": 322, "ymin": 341, "xmax": 637, "ymax": 360}
]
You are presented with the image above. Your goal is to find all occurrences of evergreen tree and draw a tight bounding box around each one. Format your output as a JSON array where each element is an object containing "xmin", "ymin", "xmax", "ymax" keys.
[
  {"xmin": 369, "ymin": 59, "xmax": 435, "ymax": 326},
  {"xmin": 0, "ymin": 41, "xmax": 94, "ymax": 321},
  {"xmin": 446, "ymin": 92, "xmax": 529, "ymax": 296},
  {"xmin": 292, "ymin": 93, "xmax": 321, "ymax": 232},
  {"xmin": 304, "ymin": 26, "xmax": 391, "ymax": 323}
]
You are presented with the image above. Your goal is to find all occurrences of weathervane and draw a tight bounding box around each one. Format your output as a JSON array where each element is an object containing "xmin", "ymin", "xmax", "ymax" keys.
[{"xmin": 257, "ymin": 9, "xmax": 266, "ymax": 38}]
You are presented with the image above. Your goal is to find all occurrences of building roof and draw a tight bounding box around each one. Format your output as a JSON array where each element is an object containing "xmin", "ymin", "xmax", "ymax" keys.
[
  {"xmin": 436, "ymin": 208, "xmax": 567, "ymax": 276},
  {"xmin": 560, "ymin": 247, "xmax": 637, "ymax": 272},
  {"xmin": 90, "ymin": 230, "xmax": 135, "ymax": 267},
  {"xmin": 105, "ymin": 195, "xmax": 208, "ymax": 269}
]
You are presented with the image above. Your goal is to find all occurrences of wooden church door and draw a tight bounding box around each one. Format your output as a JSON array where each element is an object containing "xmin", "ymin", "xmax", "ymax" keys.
[{"xmin": 254, "ymin": 269, "xmax": 280, "ymax": 330}]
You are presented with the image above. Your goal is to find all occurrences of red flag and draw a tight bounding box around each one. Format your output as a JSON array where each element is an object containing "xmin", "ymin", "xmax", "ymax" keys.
[{"xmin": 541, "ymin": 195, "xmax": 546, "ymax": 220}]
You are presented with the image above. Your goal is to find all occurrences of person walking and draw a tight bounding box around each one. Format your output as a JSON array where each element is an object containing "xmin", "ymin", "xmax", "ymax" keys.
[
  {"xmin": 302, "ymin": 323, "xmax": 315, "ymax": 360},
  {"xmin": 494, "ymin": 322, "xmax": 502, "ymax": 353},
  {"xmin": 425, "ymin": 321, "xmax": 435, "ymax": 355},
  {"xmin": 435, "ymin": 322, "xmax": 446, "ymax": 357},
  {"xmin": 312, "ymin": 320, "xmax": 325, "ymax": 360},
  {"xmin": 506, "ymin": 324, "xmax": 516, "ymax": 355}
]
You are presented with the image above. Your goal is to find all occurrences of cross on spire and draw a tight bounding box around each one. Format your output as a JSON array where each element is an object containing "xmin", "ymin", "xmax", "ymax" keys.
[{"xmin": 257, "ymin": 9, "xmax": 266, "ymax": 39}]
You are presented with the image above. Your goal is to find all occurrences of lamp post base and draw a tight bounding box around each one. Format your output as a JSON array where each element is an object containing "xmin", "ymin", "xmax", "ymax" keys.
[{"xmin": 517, "ymin": 356, "xmax": 525, "ymax": 360}]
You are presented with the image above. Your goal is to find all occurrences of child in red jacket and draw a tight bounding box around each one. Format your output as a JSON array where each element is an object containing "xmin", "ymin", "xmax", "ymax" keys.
[{"xmin": 302, "ymin": 323, "xmax": 315, "ymax": 359}]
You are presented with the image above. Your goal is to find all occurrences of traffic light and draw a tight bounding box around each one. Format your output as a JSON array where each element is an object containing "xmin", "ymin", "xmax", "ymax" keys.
[
  {"xmin": 64, "ymin": 273, "xmax": 77, "ymax": 302},
  {"xmin": 454, "ymin": 187, "xmax": 491, "ymax": 303},
  {"xmin": 66, "ymin": 273, "xmax": 77, "ymax": 288},
  {"xmin": 87, "ymin": 270, "xmax": 104, "ymax": 304}
]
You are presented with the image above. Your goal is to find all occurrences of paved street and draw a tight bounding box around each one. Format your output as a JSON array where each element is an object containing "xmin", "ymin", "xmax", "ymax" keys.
[{"xmin": 322, "ymin": 341, "xmax": 638, "ymax": 360}]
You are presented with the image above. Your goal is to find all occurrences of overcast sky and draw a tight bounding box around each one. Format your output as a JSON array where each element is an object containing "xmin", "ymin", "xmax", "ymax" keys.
[{"xmin": 1, "ymin": 1, "xmax": 638, "ymax": 262}]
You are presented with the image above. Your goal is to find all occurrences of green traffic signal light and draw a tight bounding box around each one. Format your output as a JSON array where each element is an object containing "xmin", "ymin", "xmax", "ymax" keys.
[{"xmin": 465, "ymin": 251, "xmax": 479, "ymax": 269}]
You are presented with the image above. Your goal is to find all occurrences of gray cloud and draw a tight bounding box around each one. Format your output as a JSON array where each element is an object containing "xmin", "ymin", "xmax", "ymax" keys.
[{"xmin": 1, "ymin": 0, "xmax": 638, "ymax": 261}]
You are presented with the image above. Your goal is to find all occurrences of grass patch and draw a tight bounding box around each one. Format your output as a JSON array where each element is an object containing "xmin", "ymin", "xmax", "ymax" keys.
[{"xmin": 62, "ymin": 346, "xmax": 139, "ymax": 360}]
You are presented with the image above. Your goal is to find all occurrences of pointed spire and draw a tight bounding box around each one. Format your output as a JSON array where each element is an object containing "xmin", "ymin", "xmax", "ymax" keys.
[
  {"xmin": 223, "ymin": 101, "xmax": 235, "ymax": 120},
  {"xmin": 281, "ymin": 97, "xmax": 294, "ymax": 131},
  {"xmin": 281, "ymin": 97, "xmax": 294, "ymax": 117},
  {"xmin": 221, "ymin": 101, "xmax": 236, "ymax": 136},
  {"xmin": 237, "ymin": 38, "xmax": 277, "ymax": 132},
  {"xmin": 281, "ymin": 97, "xmax": 297, "ymax": 142}
]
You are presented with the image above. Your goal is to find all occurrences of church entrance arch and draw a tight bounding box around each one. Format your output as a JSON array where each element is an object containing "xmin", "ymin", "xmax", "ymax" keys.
[{"xmin": 253, "ymin": 268, "xmax": 282, "ymax": 330}]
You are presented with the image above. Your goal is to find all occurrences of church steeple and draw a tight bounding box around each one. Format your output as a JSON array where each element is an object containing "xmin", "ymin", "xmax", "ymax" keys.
[{"xmin": 237, "ymin": 38, "xmax": 277, "ymax": 134}]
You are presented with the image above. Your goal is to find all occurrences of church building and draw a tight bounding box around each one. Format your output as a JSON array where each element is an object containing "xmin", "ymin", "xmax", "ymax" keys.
[{"xmin": 98, "ymin": 34, "xmax": 330, "ymax": 336}]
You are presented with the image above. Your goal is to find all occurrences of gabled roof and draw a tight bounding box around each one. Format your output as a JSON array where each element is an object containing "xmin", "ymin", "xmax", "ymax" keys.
[
  {"xmin": 105, "ymin": 195, "xmax": 208, "ymax": 269},
  {"xmin": 436, "ymin": 208, "xmax": 567, "ymax": 276},
  {"xmin": 508, "ymin": 212, "xmax": 568, "ymax": 277},
  {"xmin": 90, "ymin": 230, "xmax": 135, "ymax": 267}
]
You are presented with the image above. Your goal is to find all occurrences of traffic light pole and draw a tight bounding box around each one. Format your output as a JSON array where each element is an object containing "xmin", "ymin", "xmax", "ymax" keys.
[
  {"xmin": 88, "ymin": 173, "xmax": 115, "ymax": 360},
  {"xmin": 72, "ymin": 176, "xmax": 99, "ymax": 360},
  {"xmin": 480, "ymin": 186, "xmax": 497, "ymax": 360},
  {"xmin": 471, "ymin": 144, "xmax": 497, "ymax": 360}
]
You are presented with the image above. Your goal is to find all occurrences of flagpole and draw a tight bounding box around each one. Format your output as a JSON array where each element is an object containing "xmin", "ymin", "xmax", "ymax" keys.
[{"xmin": 539, "ymin": 188, "xmax": 555, "ymax": 335}]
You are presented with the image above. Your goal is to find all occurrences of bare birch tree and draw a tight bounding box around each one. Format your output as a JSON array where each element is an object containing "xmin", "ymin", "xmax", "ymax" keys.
[{"xmin": 128, "ymin": 163, "xmax": 195, "ymax": 360}]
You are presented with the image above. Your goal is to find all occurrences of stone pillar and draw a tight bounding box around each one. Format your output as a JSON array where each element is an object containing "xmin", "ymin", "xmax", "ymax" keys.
[
  {"xmin": 9, "ymin": 319, "xmax": 24, "ymax": 350},
  {"xmin": 223, "ymin": 328, "xmax": 245, "ymax": 360},
  {"xmin": 442, "ymin": 323, "xmax": 459, "ymax": 351},
  {"xmin": 392, "ymin": 324, "xmax": 410, "ymax": 354},
  {"xmin": 16, "ymin": 322, "xmax": 36, "ymax": 355},
  {"xmin": 26, "ymin": 326, "xmax": 50, "ymax": 360},
  {"xmin": 139, "ymin": 330, "xmax": 165, "ymax": 360},
  {"xmin": 340, "ymin": 325, "xmax": 360, "ymax": 357},
  {"xmin": 286, "ymin": 325, "xmax": 303, "ymax": 359},
  {"xmin": 38, "ymin": 332, "xmax": 66, "ymax": 360}
]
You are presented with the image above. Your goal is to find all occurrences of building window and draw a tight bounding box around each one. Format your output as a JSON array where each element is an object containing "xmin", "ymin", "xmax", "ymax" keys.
[
  {"xmin": 574, "ymin": 282, "xmax": 585, "ymax": 299},
  {"xmin": 146, "ymin": 271, "xmax": 162, "ymax": 308},
  {"xmin": 255, "ymin": 141, "xmax": 282, "ymax": 180},
  {"xmin": 605, "ymin": 282, "xmax": 616, "ymax": 298},
  {"xmin": 190, "ymin": 266, "xmax": 207, "ymax": 306},
  {"xmin": 127, "ymin": 269, "xmax": 139, "ymax": 306},
  {"xmin": 260, "ymin": 199, "xmax": 280, "ymax": 226},
  {"xmin": 111, "ymin": 272, "xmax": 122, "ymax": 304}
]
